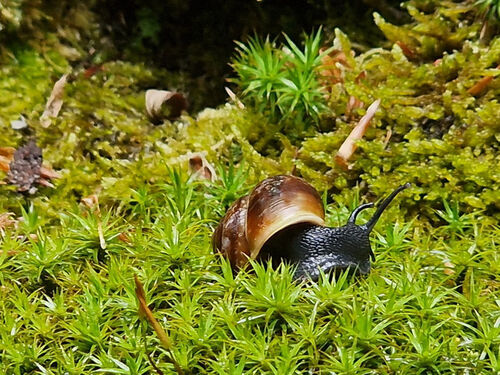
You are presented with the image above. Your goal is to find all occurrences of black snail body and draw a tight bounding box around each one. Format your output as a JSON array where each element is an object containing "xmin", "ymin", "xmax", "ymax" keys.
[{"xmin": 212, "ymin": 175, "xmax": 410, "ymax": 280}]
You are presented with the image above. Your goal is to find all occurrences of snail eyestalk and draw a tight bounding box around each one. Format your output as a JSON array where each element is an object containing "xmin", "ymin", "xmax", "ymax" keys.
[
  {"xmin": 364, "ymin": 183, "xmax": 411, "ymax": 233},
  {"xmin": 347, "ymin": 202, "xmax": 374, "ymax": 224}
]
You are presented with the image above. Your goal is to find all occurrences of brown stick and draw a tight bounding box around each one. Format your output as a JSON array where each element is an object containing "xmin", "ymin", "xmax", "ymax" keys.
[{"xmin": 134, "ymin": 275, "xmax": 184, "ymax": 375}]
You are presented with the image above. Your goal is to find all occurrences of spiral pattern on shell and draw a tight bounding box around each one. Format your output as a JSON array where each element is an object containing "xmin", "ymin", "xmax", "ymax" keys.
[{"xmin": 212, "ymin": 175, "xmax": 325, "ymax": 268}]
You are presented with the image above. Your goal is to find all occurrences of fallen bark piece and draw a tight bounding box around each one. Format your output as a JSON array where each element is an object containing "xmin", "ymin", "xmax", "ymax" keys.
[
  {"xmin": 145, "ymin": 89, "xmax": 188, "ymax": 124},
  {"xmin": 40, "ymin": 74, "xmax": 68, "ymax": 128},
  {"xmin": 335, "ymin": 99, "xmax": 381, "ymax": 170}
]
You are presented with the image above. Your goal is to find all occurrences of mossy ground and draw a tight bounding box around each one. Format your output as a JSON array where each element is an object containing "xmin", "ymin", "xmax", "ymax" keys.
[{"xmin": 1, "ymin": 1, "xmax": 500, "ymax": 374}]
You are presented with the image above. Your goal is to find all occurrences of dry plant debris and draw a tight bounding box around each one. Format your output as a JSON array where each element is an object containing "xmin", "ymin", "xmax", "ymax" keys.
[
  {"xmin": 1, "ymin": 142, "xmax": 60, "ymax": 192},
  {"xmin": 7, "ymin": 141, "xmax": 42, "ymax": 192},
  {"xmin": 145, "ymin": 89, "xmax": 188, "ymax": 124},
  {"xmin": 40, "ymin": 74, "xmax": 68, "ymax": 128},
  {"xmin": 335, "ymin": 99, "xmax": 381, "ymax": 169},
  {"xmin": 188, "ymin": 153, "xmax": 217, "ymax": 182}
]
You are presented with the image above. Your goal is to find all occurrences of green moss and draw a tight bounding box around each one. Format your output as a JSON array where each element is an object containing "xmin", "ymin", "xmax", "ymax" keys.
[
  {"xmin": 293, "ymin": 3, "xmax": 500, "ymax": 218},
  {"xmin": 1, "ymin": 165, "xmax": 499, "ymax": 374},
  {"xmin": 0, "ymin": 48, "xmax": 287, "ymax": 218}
]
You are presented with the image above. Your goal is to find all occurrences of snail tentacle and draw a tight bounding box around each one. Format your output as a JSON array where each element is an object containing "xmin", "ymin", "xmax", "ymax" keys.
[
  {"xmin": 347, "ymin": 202, "xmax": 374, "ymax": 224},
  {"xmin": 363, "ymin": 183, "xmax": 411, "ymax": 233}
]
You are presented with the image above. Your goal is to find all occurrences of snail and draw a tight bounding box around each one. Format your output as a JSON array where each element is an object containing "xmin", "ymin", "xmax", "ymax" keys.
[{"xmin": 212, "ymin": 175, "xmax": 410, "ymax": 280}]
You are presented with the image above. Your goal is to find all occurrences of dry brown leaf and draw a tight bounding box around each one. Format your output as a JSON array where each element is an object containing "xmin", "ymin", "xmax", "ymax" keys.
[
  {"xmin": 335, "ymin": 99, "xmax": 381, "ymax": 170},
  {"xmin": 396, "ymin": 41, "xmax": 416, "ymax": 59},
  {"xmin": 118, "ymin": 232, "xmax": 132, "ymax": 244},
  {"xmin": 41, "ymin": 74, "xmax": 68, "ymax": 128},
  {"xmin": 0, "ymin": 249, "xmax": 21, "ymax": 256},
  {"xmin": 134, "ymin": 275, "xmax": 173, "ymax": 349},
  {"xmin": 81, "ymin": 194, "xmax": 99, "ymax": 210},
  {"xmin": 319, "ymin": 49, "xmax": 351, "ymax": 85},
  {"xmin": 40, "ymin": 166, "xmax": 62, "ymax": 179},
  {"xmin": 81, "ymin": 194, "xmax": 106, "ymax": 249},
  {"xmin": 354, "ymin": 71, "xmax": 367, "ymax": 84},
  {"xmin": 83, "ymin": 65, "xmax": 103, "ymax": 79},
  {"xmin": 443, "ymin": 261, "xmax": 455, "ymax": 275},
  {"xmin": 383, "ymin": 127, "xmax": 393, "ymax": 149},
  {"xmin": 0, "ymin": 212, "xmax": 16, "ymax": 231},
  {"xmin": 37, "ymin": 178, "xmax": 55, "ymax": 188},
  {"xmin": 0, "ymin": 155, "xmax": 11, "ymax": 172},
  {"xmin": 0, "ymin": 147, "xmax": 15, "ymax": 173},
  {"xmin": 345, "ymin": 95, "xmax": 364, "ymax": 118},
  {"xmin": 0, "ymin": 147, "xmax": 15, "ymax": 158},
  {"xmin": 224, "ymin": 87, "xmax": 245, "ymax": 109},
  {"xmin": 188, "ymin": 153, "xmax": 217, "ymax": 182},
  {"xmin": 468, "ymin": 76, "xmax": 494, "ymax": 96},
  {"xmin": 145, "ymin": 89, "xmax": 188, "ymax": 124}
]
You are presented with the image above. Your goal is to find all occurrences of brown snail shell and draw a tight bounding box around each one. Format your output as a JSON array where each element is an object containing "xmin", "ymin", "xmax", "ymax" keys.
[{"xmin": 212, "ymin": 175, "xmax": 325, "ymax": 268}]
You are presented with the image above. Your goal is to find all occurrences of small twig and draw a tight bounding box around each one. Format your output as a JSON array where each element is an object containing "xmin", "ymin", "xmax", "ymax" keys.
[{"xmin": 134, "ymin": 275, "xmax": 184, "ymax": 375}]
